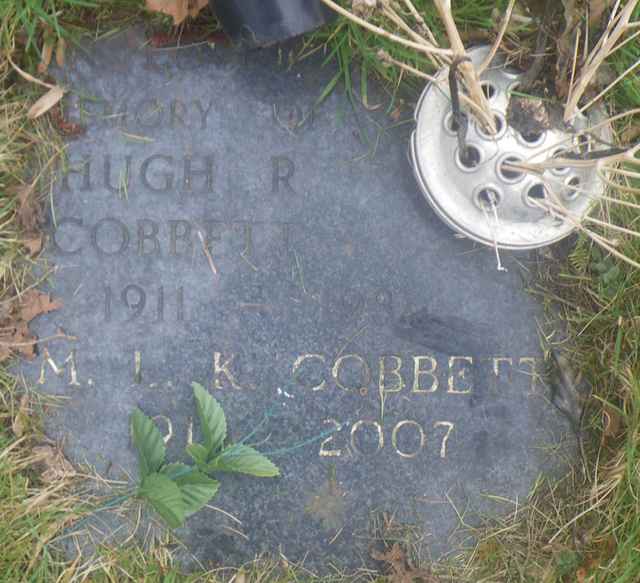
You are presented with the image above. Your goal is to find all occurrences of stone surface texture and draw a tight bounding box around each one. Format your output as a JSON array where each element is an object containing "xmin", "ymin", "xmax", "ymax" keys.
[{"xmin": 22, "ymin": 28, "xmax": 573, "ymax": 570}]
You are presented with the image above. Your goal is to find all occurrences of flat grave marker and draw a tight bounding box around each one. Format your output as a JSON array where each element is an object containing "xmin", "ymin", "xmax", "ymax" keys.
[{"xmin": 22, "ymin": 28, "xmax": 574, "ymax": 570}]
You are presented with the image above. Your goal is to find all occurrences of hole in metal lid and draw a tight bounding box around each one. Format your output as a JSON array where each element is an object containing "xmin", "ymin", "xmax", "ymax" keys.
[
  {"xmin": 551, "ymin": 149, "xmax": 570, "ymax": 174},
  {"xmin": 476, "ymin": 187, "xmax": 501, "ymax": 210},
  {"xmin": 457, "ymin": 144, "xmax": 482, "ymax": 169},
  {"xmin": 499, "ymin": 155, "xmax": 524, "ymax": 182},
  {"xmin": 477, "ymin": 113, "xmax": 505, "ymax": 139},
  {"xmin": 574, "ymin": 133, "xmax": 592, "ymax": 154},
  {"xmin": 481, "ymin": 82, "xmax": 497, "ymax": 100},
  {"xmin": 520, "ymin": 129, "xmax": 545, "ymax": 144},
  {"xmin": 564, "ymin": 176, "xmax": 581, "ymax": 200},
  {"xmin": 526, "ymin": 183, "xmax": 547, "ymax": 206},
  {"xmin": 444, "ymin": 111, "xmax": 467, "ymax": 135}
]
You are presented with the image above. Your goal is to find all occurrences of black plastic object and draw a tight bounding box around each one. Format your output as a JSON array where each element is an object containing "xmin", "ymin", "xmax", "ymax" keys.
[{"xmin": 213, "ymin": 0, "xmax": 336, "ymax": 46}]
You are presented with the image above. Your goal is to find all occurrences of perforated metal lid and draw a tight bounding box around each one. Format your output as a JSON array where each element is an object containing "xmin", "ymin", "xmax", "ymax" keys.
[{"xmin": 410, "ymin": 45, "xmax": 610, "ymax": 249}]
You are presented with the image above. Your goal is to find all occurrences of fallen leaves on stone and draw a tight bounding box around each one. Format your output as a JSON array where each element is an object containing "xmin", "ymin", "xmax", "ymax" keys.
[
  {"xmin": 145, "ymin": 0, "xmax": 208, "ymax": 25},
  {"xmin": 304, "ymin": 471, "xmax": 346, "ymax": 531},
  {"xmin": 0, "ymin": 290, "xmax": 63, "ymax": 362}
]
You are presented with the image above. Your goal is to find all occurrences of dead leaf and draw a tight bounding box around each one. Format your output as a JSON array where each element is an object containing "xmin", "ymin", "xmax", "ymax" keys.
[
  {"xmin": 32, "ymin": 445, "xmax": 76, "ymax": 482},
  {"xmin": 12, "ymin": 394, "xmax": 30, "ymax": 437},
  {"xmin": 22, "ymin": 235, "xmax": 43, "ymax": 256},
  {"xmin": 371, "ymin": 543, "xmax": 438, "ymax": 583},
  {"xmin": 38, "ymin": 39, "xmax": 54, "ymax": 74},
  {"xmin": 145, "ymin": 0, "xmax": 208, "ymax": 25},
  {"xmin": 55, "ymin": 37, "xmax": 66, "ymax": 68},
  {"xmin": 14, "ymin": 183, "xmax": 42, "ymax": 233},
  {"xmin": 621, "ymin": 124, "xmax": 640, "ymax": 145},
  {"xmin": 18, "ymin": 290, "xmax": 62, "ymax": 323},
  {"xmin": 50, "ymin": 105, "xmax": 85, "ymax": 137},
  {"xmin": 602, "ymin": 403, "xmax": 623, "ymax": 441},
  {"xmin": 28, "ymin": 85, "xmax": 65, "ymax": 120},
  {"xmin": 0, "ymin": 289, "xmax": 63, "ymax": 363}
]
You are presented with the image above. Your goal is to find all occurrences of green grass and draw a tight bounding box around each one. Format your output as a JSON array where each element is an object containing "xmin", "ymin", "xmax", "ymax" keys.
[{"xmin": 1, "ymin": 0, "xmax": 640, "ymax": 581}]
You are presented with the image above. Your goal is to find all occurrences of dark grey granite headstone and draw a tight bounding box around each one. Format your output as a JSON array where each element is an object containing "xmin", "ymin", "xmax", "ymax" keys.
[{"xmin": 22, "ymin": 28, "xmax": 574, "ymax": 570}]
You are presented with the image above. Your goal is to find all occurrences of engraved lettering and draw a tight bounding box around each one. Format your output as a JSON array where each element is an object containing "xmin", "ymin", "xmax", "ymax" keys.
[
  {"xmin": 519, "ymin": 357, "xmax": 541, "ymax": 391},
  {"xmin": 122, "ymin": 285, "xmax": 146, "ymax": 320},
  {"xmin": 61, "ymin": 156, "xmax": 91, "ymax": 192},
  {"xmin": 319, "ymin": 419, "xmax": 343, "ymax": 457},
  {"xmin": 135, "ymin": 98, "xmax": 164, "ymax": 128},
  {"xmin": 153, "ymin": 415, "xmax": 173, "ymax": 444},
  {"xmin": 292, "ymin": 354, "xmax": 327, "ymax": 391},
  {"xmin": 156, "ymin": 286, "xmax": 164, "ymax": 322},
  {"xmin": 52, "ymin": 217, "xmax": 84, "ymax": 255},
  {"xmin": 332, "ymin": 354, "xmax": 371, "ymax": 392},
  {"xmin": 141, "ymin": 154, "xmax": 174, "ymax": 192},
  {"xmin": 378, "ymin": 355, "xmax": 404, "ymax": 395},
  {"xmin": 493, "ymin": 357, "xmax": 513, "ymax": 377},
  {"xmin": 434, "ymin": 421, "xmax": 455, "ymax": 458},
  {"xmin": 183, "ymin": 155, "xmax": 214, "ymax": 193},
  {"xmin": 169, "ymin": 220, "xmax": 193, "ymax": 256},
  {"xmin": 350, "ymin": 420, "xmax": 384, "ymax": 455},
  {"xmin": 38, "ymin": 348, "xmax": 80, "ymax": 387},
  {"xmin": 391, "ymin": 420, "xmax": 425, "ymax": 459},
  {"xmin": 213, "ymin": 352, "xmax": 246, "ymax": 390},
  {"xmin": 104, "ymin": 155, "xmax": 131, "ymax": 195},
  {"xmin": 447, "ymin": 356, "xmax": 473, "ymax": 394},
  {"xmin": 91, "ymin": 218, "xmax": 130, "ymax": 256},
  {"xmin": 137, "ymin": 219, "xmax": 161, "ymax": 256},
  {"xmin": 272, "ymin": 156, "xmax": 295, "ymax": 194},
  {"xmin": 187, "ymin": 417, "xmax": 194, "ymax": 445},
  {"xmin": 412, "ymin": 355, "xmax": 439, "ymax": 393},
  {"xmin": 177, "ymin": 287, "xmax": 184, "ymax": 321},
  {"xmin": 170, "ymin": 99, "xmax": 187, "ymax": 128},
  {"xmin": 193, "ymin": 99, "xmax": 214, "ymax": 130}
]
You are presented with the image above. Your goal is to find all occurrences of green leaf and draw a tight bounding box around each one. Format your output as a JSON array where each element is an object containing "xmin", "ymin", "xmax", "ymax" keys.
[
  {"xmin": 138, "ymin": 473, "xmax": 185, "ymax": 528},
  {"xmin": 131, "ymin": 408, "xmax": 165, "ymax": 478},
  {"xmin": 208, "ymin": 445, "xmax": 280, "ymax": 478},
  {"xmin": 603, "ymin": 265, "xmax": 621, "ymax": 285},
  {"xmin": 192, "ymin": 382, "xmax": 226, "ymax": 456},
  {"xmin": 160, "ymin": 463, "xmax": 194, "ymax": 481},
  {"xmin": 178, "ymin": 472, "xmax": 220, "ymax": 517},
  {"xmin": 592, "ymin": 260, "xmax": 609, "ymax": 274},
  {"xmin": 161, "ymin": 464, "xmax": 220, "ymax": 517},
  {"xmin": 186, "ymin": 443, "xmax": 209, "ymax": 467}
]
